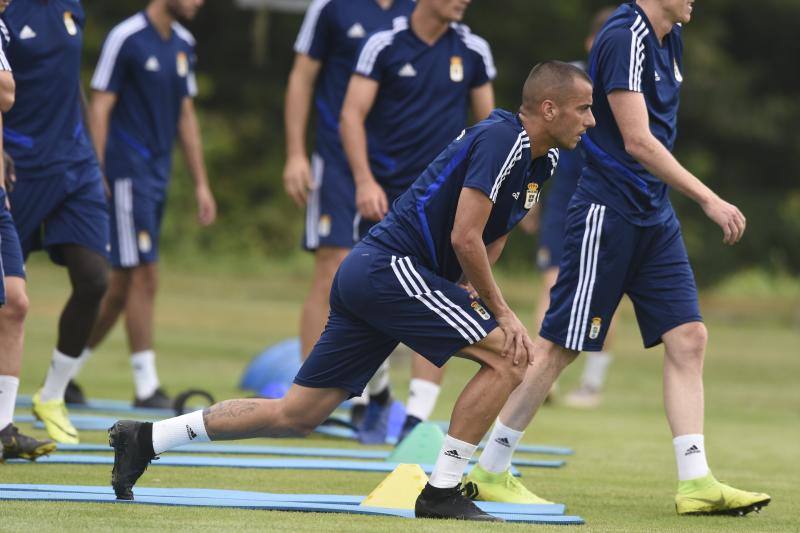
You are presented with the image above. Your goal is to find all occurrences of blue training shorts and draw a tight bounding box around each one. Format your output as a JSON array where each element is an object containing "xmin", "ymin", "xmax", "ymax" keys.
[
  {"xmin": 295, "ymin": 242, "xmax": 498, "ymax": 397},
  {"xmin": 9, "ymin": 159, "xmax": 110, "ymax": 265},
  {"xmin": 540, "ymin": 196, "xmax": 702, "ymax": 351},
  {"xmin": 1, "ymin": 189, "xmax": 25, "ymax": 306},
  {"xmin": 109, "ymin": 176, "xmax": 166, "ymax": 269}
]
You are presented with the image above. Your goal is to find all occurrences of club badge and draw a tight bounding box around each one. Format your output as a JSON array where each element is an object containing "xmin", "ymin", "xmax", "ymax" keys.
[
  {"xmin": 138, "ymin": 231, "xmax": 152, "ymax": 254},
  {"xmin": 524, "ymin": 182, "xmax": 540, "ymax": 209},
  {"xmin": 318, "ymin": 214, "xmax": 331, "ymax": 237},
  {"xmin": 176, "ymin": 51, "xmax": 189, "ymax": 77},
  {"xmin": 450, "ymin": 56, "xmax": 463, "ymax": 82},
  {"xmin": 64, "ymin": 11, "xmax": 77, "ymax": 36},
  {"xmin": 589, "ymin": 317, "xmax": 602, "ymax": 340},
  {"xmin": 471, "ymin": 301, "xmax": 491, "ymax": 321}
]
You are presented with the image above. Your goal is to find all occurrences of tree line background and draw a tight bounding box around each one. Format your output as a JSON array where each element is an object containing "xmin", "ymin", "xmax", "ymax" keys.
[{"xmin": 80, "ymin": 0, "xmax": 800, "ymax": 287}]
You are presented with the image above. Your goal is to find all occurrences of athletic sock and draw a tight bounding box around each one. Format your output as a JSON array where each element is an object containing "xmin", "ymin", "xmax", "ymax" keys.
[
  {"xmin": 580, "ymin": 351, "xmax": 613, "ymax": 391},
  {"xmin": 478, "ymin": 418, "xmax": 525, "ymax": 474},
  {"xmin": 70, "ymin": 348, "xmax": 93, "ymax": 380},
  {"xmin": 0, "ymin": 375, "xmax": 19, "ymax": 428},
  {"xmin": 369, "ymin": 386, "xmax": 391, "ymax": 407},
  {"xmin": 131, "ymin": 350, "xmax": 160, "ymax": 400},
  {"xmin": 405, "ymin": 378, "xmax": 441, "ymax": 421},
  {"xmin": 673, "ymin": 433, "xmax": 710, "ymax": 481},
  {"xmin": 152, "ymin": 410, "xmax": 210, "ymax": 454},
  {"xmin": 429, "ymin": 434, "xmax": 478, "ymax": 489},
  {"xmin": 39, "ymin": 349, "xmax": 81, "ymax": 402}
]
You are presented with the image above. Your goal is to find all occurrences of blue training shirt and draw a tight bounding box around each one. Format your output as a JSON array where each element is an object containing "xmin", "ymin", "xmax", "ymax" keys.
[
  {"xmin": 365, "ymin": 109, "xmax": 559, "ymax": 283},
  {"xmin": 295, "ymin": 0, "xmax": 415, "ymax": 168},
  {"xmin": 354, "ymin": 16, "xmax": 496, "ymax": 193},
  {"xmin": 579, "ymin": 1, "xmax": 683, "ymax": 226},
  {"xmin": 1, "ymin": 0, "xmax": 96, "ymax": 176},
  {"xmin": 91, "ymin": 12, "xmax": 197, "ymax": 192}
]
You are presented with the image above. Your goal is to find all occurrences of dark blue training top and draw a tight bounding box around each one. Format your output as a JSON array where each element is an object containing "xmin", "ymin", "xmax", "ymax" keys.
[
  {"xmin": 1, "ymin": 0, "xmax": 96, "ymax": 176},
  {"xmin": 365, "ymin": 109, "xmax": 559, "ymax": 282},
  {"xmin": 91, "ymin": 12, "xmax": 197, "ymax": 190},
  {"xmin": 295, "ymin": 0, "xmax": 415, "ymax": 168},
  {"xmin": 354, "ymin": 16, "xmax": 496, "ymax": 193},
  {"xmin": 579, "ymin": 1, "xmax": 684, "ymax": 226}
]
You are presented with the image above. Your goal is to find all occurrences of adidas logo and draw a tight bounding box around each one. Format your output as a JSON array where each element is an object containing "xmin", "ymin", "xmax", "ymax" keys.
[
  {"xmin": 347, "ymin": 23, "xmax": 365, "ymax": 39},
  {"xmin": 512, "ymin": 192, "xmax": 520, "ymax": 200},
  {"xmin": 20, "ymin": 25, "xmax": 37, "ymax": 40},
  {"xmin": 443, "ymin": 449, "xmax": 463, "ymax": 459},
  {"xmin": 495, "ymin": 437, "xmax": 511, "ymax": 448},
  {"xmin": 684, "ymin": 444, "xmax": 701, "ymax": 456},
  {"xmin": 398, "ymin": 63, "xmax": 417, "ymax": 77},
  {"xmin": 145, "ymin": 56, "xmax": 160, "ymax": 72},
  {"xmin": 186, "ymin": 425, "xmax": 198, "ymax": 440}
]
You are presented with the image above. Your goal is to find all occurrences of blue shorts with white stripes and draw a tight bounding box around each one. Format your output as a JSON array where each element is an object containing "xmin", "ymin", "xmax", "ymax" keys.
[
  {"xmin": 109, "ymin": 175, "xmax": 166, "ymax": 269},
  {"xmin": 1, "ymin": 188, "xmax": 26, "ymax": 306},
  {"xmin": 9, "ymin": 159, "xmax": 110, "ymax": 266},
  {"xmin": 295, "ymin": 242, "xmax": 498, "ymax": 397},
  {"xmin": 540, "ymin": 196, "xmax": 702, "ymax": 352}
]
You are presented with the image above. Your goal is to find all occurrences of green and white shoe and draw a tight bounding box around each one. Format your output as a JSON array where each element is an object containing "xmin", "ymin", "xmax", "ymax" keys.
[
  {"xmin": 464, "ymin": 464, "xmax": 552, "ymax": 504},
  {"xmin": 676, "ymin": 472, "xmax": 770, "ymax": 516}
]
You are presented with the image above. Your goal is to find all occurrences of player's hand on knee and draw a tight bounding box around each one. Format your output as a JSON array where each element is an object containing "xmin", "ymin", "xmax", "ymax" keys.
[
  {"xmin": 702, "ymin": 196, "xmax": 746, "ymax": 245},
  {"xmin": 496, "ymin": 311, "xmax": 535, "ymax": 366},
  {"xmin": 356, "ymin": 178, "xmax": 388, "ymax": 221},
  {"xmin": 283, "ymin": 155, "xmax": 313, "ymax": 207}
]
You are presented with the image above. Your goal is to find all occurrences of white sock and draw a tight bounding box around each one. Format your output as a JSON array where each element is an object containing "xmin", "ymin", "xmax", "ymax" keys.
[
  {"xmin": 478, "ymin": 418, "xmax": 525, "ymax": 473},
  {"xmin": 0, "ymin": 375, "xmax": 20, "ymax": 429},
  {"xmin": 350, "ymin": 390, "xmax": 369, "ymax": 406},
  {"xmin": 405, "ymin": 378, "xmax": 441, "ymax": 421},
  {"xmin": 429, "ymin": 434, "xmax": 477, "ymax": 488},
  {"xmin": 152, "ymin": 410, "xmax": 210, "ymax": 454},
  {"xmin": 70, "ymin": 348, "xmax": 93, "ymax": 379},
  {"xmin": 131, "ymin": 350, "xmax": 160, "ymax": 400},
  {"xmin": 580, "ymin": 351, "xmax": 613, "ymax": 391},
  {"xmin": 39, "ymin": 349, "xmax": 81, "ymax": 402},
  {"xmin": 366, "ymin": 360, "xmax": 390, "ymax": 395},
  {"xmin": 673, "ymin": 434, "xmax": 710, "ymax": 481}
]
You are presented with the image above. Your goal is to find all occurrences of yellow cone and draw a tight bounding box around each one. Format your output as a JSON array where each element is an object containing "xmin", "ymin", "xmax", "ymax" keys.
[{"xmin": 360, "ymin": 463, "xmax": 428, "ymax": 510}]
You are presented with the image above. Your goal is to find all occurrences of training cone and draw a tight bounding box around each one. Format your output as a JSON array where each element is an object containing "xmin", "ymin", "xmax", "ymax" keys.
[
  {"xmin": 387, "ymin": 422, "xmax": 445, "ymax": 464},
  {"xmin": 360, "ymin": 464, "xmax": 428, "ymax": 510}
]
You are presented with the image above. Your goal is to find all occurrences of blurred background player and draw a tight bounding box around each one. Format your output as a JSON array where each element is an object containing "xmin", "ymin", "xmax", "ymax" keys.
[
  {"xmin": 282, "ymin": 0, "xmax": 415, "ymax": 429},
  {"xmin": 469, "ymin": 0, "xmax": 770, "ymax": 516},
  {"xmin": 1, "ymin": 0, "xmax": 111, "ymax": 444},
  {"xmin": 340, "ymin": 0, "xmax": 496, "ymax": 442},
  {"xmin": 0, "ymin": 8, "xmax": 55, "ymax": 461},
  {"xmin": 521, "ymin": 6, "xmax": 617, "ymax": 409},
  {"xmin": 73, "ymin": 0, "xmax": 216, "ymax": 409}
]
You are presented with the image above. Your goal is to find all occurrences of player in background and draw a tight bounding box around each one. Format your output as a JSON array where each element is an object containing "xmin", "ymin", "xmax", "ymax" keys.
[
  {"xmin": 74, "ymin": 0, "xmax": 216, "ymax": 409},
  {"xmin": 108, "ymin": 62, "xmax": 595, "ymax": 522},
  {"xmin": 0, "ymin": 6, "xmax": 56, "ymax": 461},
  {"xmin": 283, "ymin": 0, "xmax": 415, "ymax": 429},
  {"xmin": 521, "ymin": 7, "xmax": 618, "ymax": 409},
  {"xmin": 468, "ymin": 0, "xmax": 770, "ymax": 516},
  {"xmin": 340, "ymin": 0, "xmax": 496, "ymax": 441},
  {"xmin": 1, "ymin": 0, "xmax": 111, "ymax": 444}
]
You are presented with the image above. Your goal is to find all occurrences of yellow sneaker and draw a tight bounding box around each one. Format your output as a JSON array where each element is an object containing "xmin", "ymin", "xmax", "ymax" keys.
[
  {"xmin": 464, "ymin": 464, "xmax": 553, "ymax": 504},
  {"xmin": 676, "ymin": 472, "xmax": 770, "ymax": 516},
  {"xmin": 32, "ymin": 391, "xmax": 79, "ymax": 444}
]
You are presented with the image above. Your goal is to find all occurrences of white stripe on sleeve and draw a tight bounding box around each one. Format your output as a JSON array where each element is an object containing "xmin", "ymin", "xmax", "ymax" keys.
[
  {"xmin": 91, "ymin": 14, "xmax": 147, "ymax": 91},
  {"xmin": 294, "ymin": 0, "xmax": 333, "ymax": 55}
]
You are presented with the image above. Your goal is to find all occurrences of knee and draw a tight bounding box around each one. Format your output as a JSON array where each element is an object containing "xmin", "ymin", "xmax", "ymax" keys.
[
  {"xmin": 132, "ymin": 266, "xmax": 159, "ymax": 295},
  {"xmin": 2, "ymin": 287, "xmax": 29, "ymax": 325},
  {"xmin": 667, "ymin": 322, "xmax": 707, "ymax": 366},
  {"xmin": 274, "ymin": 405, "xmax": 318, "ymax": 438},
  {"xmin": 74, "ymin": 267, "xmax": 109, "ymax": 303}
]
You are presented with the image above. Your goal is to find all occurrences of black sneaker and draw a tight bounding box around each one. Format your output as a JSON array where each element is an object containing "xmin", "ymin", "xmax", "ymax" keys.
[
  {"xmin": 415, "ymin": 482, "xmax": 503, "ymax": 521},
  {"xmin": 65, "ymin": 380, "xmax": 87, "ymax": 405},
  {"xmin": 108, "ymin": 420, "xmax": 156, "ymax": 500},
  {"xmin": 133, "ymin": 388, "xmax": 172, "ymax": 409},
  {"xmin": 350, "ymin": 403, "xmax": 366, "ymax": 427},
  {"xmin": 397, "ymin": 415, "xmax": 422, "ymax": 443},
  {"xmin": 0, "ymin": 423, "xmax": 57, "ymax": 461}
]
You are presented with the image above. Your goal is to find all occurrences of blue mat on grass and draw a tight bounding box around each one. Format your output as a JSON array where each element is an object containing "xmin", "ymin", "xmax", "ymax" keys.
[{"xmin": 0, "ymin": 485, "xmax": 582, "ymax": 523}]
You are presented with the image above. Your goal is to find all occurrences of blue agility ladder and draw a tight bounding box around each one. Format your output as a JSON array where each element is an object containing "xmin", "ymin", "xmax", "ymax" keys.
[{"xmin": 0, "ymin": 484, "xmax": 584, "ymax": 524}]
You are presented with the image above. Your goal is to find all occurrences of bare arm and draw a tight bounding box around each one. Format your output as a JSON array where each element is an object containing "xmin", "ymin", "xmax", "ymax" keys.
[
  {"xmin": 283, "ymin": 53, "xmax": 321, "ymax": 206},
  {"xmin": 178, "ymin": 96, "xmax": 216, "ymax": 226},
  {"xmin": 452, "ymin": 188, "xmax": 533, "ymax": 364},
  {"xmin": 0, "ymin": 71, "xmax": 14, "ymax": 113},
  {"xmin": 469, "ymin": 82, "xmax": 494, "ymax": 122},
  {"xmin": 340, "ymin": 75, "xmax": 387, "ymax": 221},
  {"xmin": 88, "ymin": 90, "xmax": 117, "ymax": 170},
  {"xmin": 608, "ymin": 90, "xmax": 745, "ymax": 244}
]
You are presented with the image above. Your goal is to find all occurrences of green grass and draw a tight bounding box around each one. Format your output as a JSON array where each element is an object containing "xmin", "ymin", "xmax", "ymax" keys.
[{"xmin": 3, "ymin": 255, "xmax": 799, "ymax": 532}]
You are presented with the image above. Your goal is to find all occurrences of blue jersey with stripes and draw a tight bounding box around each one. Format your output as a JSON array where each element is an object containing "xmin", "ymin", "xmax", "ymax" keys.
[
  {"xmin": 295, "ymin": 0, "xmax": 415, "ymax": 168},
  {"xmin": 579, "ymin": 1, "xmax": 683, "ymax": 226},
  {"xmin": 354, "ymin": 16, "xmax": 496, "ymax": 192},
  {"xmin": 91, "ymin": 12, "xmax": 197, "ymax": 191},
  {"xmin": 1, "ymin": 0, "xmax": 96, "ymax": 175},
  {"xmin": 364, "ymin": 109, "xmax": 558, "ymax": 283}
]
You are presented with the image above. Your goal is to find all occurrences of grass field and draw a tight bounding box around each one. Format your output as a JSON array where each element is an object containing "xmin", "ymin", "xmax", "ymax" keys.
[{"xmin": 3, "ymin": 255, "xmax": 799, "ymax": 532}]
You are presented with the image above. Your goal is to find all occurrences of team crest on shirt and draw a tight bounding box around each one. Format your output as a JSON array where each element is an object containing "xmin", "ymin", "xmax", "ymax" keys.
[
  {"xmin": 138, "ymin": 231, "xmax": 152, "ymax": 254},
  {"xmin": 63, "ymin": 11, "xmax": 78, "ymax": 36},
  {"xmin": 450, "ymin": 56, "xmax": 464, "ymax": 82},
  {"xmin": 318, "ymin": 215, "xmax": 332, "ymax": 237},
  {"xmin": 176, "ymin": 52, "xmax": 189, "ymax": 77},
  {"xmin": 673, "ymin": 59, "xmax": 683, "ymax": 83},
  {"xmin": 589, "ymin": 317, "xmax": 602, "ymax": 340},
  {"xmin": 524, "ymin": 183, "xmax": 540, "ymax": 209},
  {"xmin": 471, "ymin": 301, "xmax": 491, "ymax": 321}
]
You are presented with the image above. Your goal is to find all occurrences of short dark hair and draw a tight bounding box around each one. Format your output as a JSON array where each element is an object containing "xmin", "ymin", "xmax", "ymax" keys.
[{"xmin": 521, "ymin": 61, "xmax": 592, "ymax": 110}]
